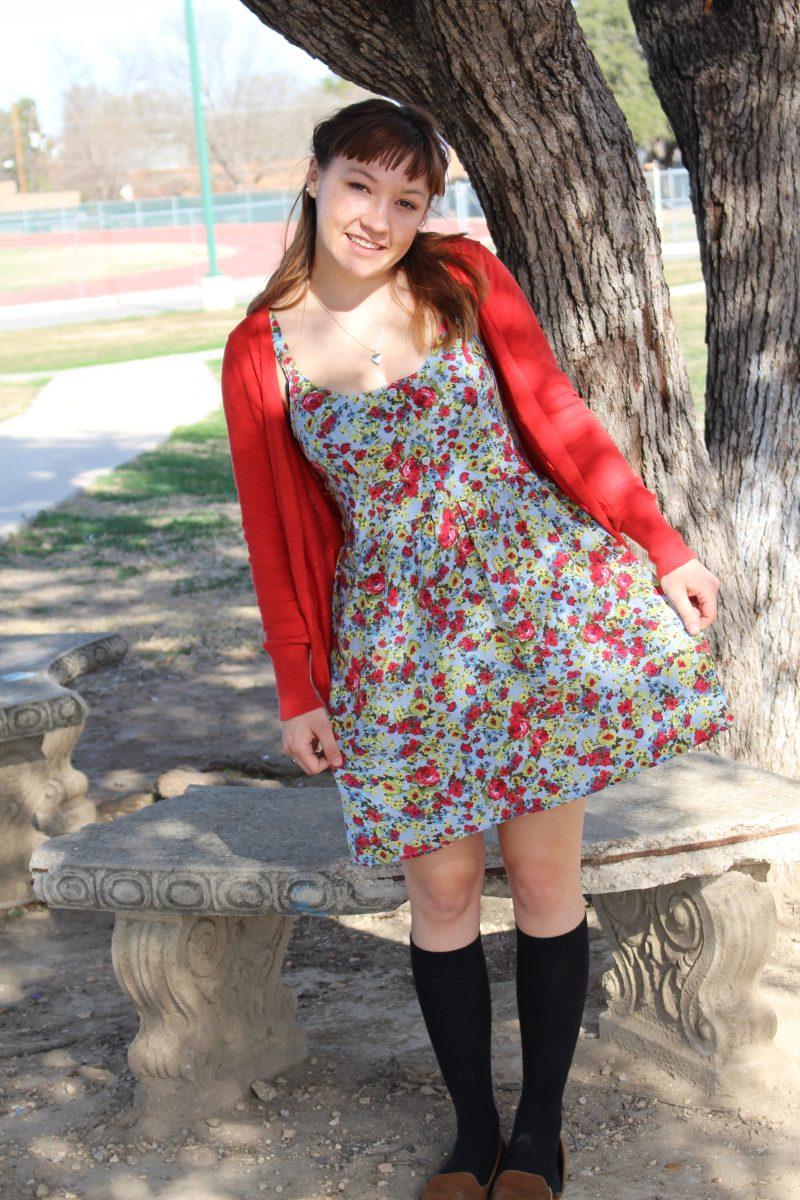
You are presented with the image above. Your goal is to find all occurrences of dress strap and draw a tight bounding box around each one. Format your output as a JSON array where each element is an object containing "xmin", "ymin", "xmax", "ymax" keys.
[{"xmin": 268, "ymin": 309, "xmax": 287, "ymax": 362}]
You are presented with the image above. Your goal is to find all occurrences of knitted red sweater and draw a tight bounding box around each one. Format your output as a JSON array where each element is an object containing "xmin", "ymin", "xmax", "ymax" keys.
[{"xmin": 221, "ymin": 236, "xmax": 697, "ymax": 721}]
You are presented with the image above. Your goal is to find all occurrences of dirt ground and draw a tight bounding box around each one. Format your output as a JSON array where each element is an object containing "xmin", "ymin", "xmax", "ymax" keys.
[
  {"xmin": 1, "ymin": 535, "xmax": 799, "ymax": 1199},
  {"xmin": 1, "ymin": 891, "xmax": 799, "ymax": 1200}
]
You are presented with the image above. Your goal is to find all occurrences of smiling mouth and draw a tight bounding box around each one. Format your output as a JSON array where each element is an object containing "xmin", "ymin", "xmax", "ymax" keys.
[{"xmin": 346, "ymin": 233, "xmax": 384, "ymax": 251}]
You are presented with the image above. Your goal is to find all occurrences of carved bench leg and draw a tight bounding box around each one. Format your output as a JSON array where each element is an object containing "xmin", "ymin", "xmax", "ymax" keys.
[
  {"xmin": 591, "ymin": 864, "xmax": 778, "ymax": 1089},
  {"xmin": 111, "ymin": 910, "xmax": 308, "ymax": 1135},
  {"xmin": 42, "ymin": 724, "xmax": 96, "ymax": 833},
  {"xmin": 1, "ymin": 723, "xmax": 96, "ymax": 910},
  {"xmin": 0, "ymin": 736, "xmax": 48, "ymax": 908}
]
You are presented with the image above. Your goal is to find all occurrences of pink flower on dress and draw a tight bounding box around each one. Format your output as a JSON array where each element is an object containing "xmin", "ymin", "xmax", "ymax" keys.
[
  {"xmin": 438, "ymin": 509, "xmax": 460, "ymax": 548},
  {"xmin": 589, "ymin": 562, "xmax": 613, "ymax": 587},
  {"xmin": 514, "ymin": 617, "xmax": 536, "ymax": 641},
  {"xmin": 400, "ymin": 456, "xmax": 421, "ymax": 483},
  {"xmin": 360, "ymin": 571, "xmax": 385, "ymax": 594},
  {"xmin": 530, "ymin": 727, "xmax": 550, "ymax": 752},
  {"xmin": 414, "ymin": 763, "xmax": 441, "ymax": 787},
  {"xmin": 487, "ymin": 777, "xmax": 508, "ymax": 799},
  {"xmin": 300, "ymin": 389, "xmax": 327, "ymax": 412},
  {"xmin": 509, "ymin": 714, "xmax": 531, "ymax": 739},
  {"xmin": 411, "ymin": 386, "xmax": 438, "ymax": 409},
  {"xmin": 582, "ymin": 622, "xmax": 604, "ymax": 644}
]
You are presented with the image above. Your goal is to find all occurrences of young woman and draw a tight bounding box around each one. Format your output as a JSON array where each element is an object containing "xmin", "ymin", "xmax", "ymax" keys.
[{"xmin": 222, "ymin": 97, "xmax": 734, "ymax": 1200}]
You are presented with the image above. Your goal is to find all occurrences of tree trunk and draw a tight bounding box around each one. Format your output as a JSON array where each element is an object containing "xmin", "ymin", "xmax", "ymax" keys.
[
  {"xmin": 628, "ymin": 0, "xmax": 798, "ymax": 774},
  {"xmin": 239, "ymin": 0, "xmax": 767, "ymax": 764}
]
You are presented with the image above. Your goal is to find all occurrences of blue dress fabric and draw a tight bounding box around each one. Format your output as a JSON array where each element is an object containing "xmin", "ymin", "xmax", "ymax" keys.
[{"xmin": 269, "ymin": 309, "xmax": 734, "ymax": 868}]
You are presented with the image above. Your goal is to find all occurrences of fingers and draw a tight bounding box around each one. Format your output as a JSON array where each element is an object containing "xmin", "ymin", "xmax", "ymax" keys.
[
  {"xmin": 283, "ymin": 709, "xmax": 344, "ymax": 775},
  {"xmin": 693, "ymin": 582, "xmax": 719, "ymax": 626},
  {"xmin": 669, "ymin": 588, "xmax": 704, "ymax": 634},
  {"xmin": 314, "ymin": 718, "xmax": 345, "ymax": 769},
  {"xmin": 663, "ymin": 573, "xmax": 720, "ymax": 635}
]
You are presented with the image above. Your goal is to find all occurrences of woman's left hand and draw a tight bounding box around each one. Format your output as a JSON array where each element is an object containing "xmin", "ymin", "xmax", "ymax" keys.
[{"xmin": 659, "ymin": 557, "xmax": 720, "ymax": 635}]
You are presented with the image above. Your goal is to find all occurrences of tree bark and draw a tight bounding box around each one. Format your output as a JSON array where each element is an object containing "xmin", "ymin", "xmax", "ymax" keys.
[
  {"xmin": 239, "ymin": 0, "xmax": 767, "ymax": 764},
  {"xmin": 628, "ymin": 0, "xmax": 798, "ymax": 774}
]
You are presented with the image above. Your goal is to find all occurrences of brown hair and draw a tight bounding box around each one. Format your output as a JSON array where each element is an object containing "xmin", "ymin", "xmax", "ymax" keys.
[{"xmin": 245, "ymin": 97, "xmax": 488, "ymax": 351}]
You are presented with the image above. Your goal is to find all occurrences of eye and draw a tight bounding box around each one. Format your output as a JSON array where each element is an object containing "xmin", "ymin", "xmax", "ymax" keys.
[{"xmin": 348, "ymin": 182, "xmax": 417, "ymax": 210}]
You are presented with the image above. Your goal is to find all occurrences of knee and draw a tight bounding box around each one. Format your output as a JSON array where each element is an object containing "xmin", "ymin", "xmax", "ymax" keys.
[
  {"xmin": 505, "ymin": 859, "xmax": 577, "ymax": 917},
  {"xmin": 410, "ymin": 862, "xmax": 484, "ymax": 925}
]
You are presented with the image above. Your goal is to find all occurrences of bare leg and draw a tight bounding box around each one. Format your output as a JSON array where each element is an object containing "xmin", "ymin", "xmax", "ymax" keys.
[{"xmin": 497, "ymin": 795, "xmax": 587, "ymax": 936}]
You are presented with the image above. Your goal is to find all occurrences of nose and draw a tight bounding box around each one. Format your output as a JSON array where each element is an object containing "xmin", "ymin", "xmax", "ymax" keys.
[{"xmin": 363, "ymin": 198, "xmax": 391, "ymax": 237}]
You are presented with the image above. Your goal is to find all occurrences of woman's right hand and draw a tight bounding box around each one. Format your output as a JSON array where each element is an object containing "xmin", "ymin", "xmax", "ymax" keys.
[{"xmin": 281, "ymin": 706, "xmax": 344, "ymax": 775}]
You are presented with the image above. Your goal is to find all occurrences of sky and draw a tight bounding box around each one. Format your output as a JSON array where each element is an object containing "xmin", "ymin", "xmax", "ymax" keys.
[{"xmin": 1, "ymin": 0, "xmax": 330, "ymax": 134}]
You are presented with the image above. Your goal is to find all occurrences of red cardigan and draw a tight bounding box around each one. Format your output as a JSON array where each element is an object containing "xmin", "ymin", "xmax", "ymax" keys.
[{"xmin": 221, "ymin": 236, "xmax": 697, "ymax": 721}]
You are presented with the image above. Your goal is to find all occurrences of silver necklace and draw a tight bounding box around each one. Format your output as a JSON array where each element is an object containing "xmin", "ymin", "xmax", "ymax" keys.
[{"xmin": 308, "ymin": 288, "xmax": 394, "ymax": 365}]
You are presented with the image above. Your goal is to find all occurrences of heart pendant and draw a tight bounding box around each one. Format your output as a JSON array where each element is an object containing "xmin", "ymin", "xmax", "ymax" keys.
[{"xmin": 370, "ymin": 351, "xmax": 383, "ymax": 365}]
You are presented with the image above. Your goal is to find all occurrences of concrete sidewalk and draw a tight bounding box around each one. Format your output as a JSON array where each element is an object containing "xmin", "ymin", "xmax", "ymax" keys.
[
  {"xmin": 0, "ymin": 353, "xmax": 224, "ymax": 540},
  {"xmin": 0, "ymin": 275, "xmax": 264, "ymax": 332}
]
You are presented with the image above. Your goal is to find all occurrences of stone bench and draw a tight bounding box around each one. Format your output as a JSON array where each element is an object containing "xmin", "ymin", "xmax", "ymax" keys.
[
  {"xmin": 29, "ymin": 751, "xmax": 800, "ymax": 1136},
  {"xmin": 1, "ymin": 631, "xmax": 128, "ymax": 909}
]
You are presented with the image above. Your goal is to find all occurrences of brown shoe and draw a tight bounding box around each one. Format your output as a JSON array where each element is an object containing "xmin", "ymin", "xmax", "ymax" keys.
[
  {"xmin": 490, "ymin": 1133, "xmax": 567, "ymax": 1199},
  {"xmin": 420, "ymin": 1134, "xmax": 507, "ymax": 1199}
]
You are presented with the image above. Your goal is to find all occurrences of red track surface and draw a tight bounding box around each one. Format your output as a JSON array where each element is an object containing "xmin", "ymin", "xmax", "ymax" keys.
[{"xmin": 0, "ymin": 218, "xmax": 489, "ymax": 307}]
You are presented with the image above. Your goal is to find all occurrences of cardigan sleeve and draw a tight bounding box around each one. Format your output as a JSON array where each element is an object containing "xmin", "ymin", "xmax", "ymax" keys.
[
  {"xmin": 477, "ymin": 244, "xmax": 698, "ymax": 579},
  {"xmin": 221, "ymin": 327, "xmax": 323, "ymax": 721}
]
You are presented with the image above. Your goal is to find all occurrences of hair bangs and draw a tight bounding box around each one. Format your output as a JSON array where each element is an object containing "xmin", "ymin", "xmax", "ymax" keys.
[{"xmin": 328, "ymin": 117, "xmax": 446, "ymax": 200}]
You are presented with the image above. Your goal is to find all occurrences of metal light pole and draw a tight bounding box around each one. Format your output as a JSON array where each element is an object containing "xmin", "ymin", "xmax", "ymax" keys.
[{"xmin": 184, "ymin": 0, "xmax": 234, "ymax": 307}]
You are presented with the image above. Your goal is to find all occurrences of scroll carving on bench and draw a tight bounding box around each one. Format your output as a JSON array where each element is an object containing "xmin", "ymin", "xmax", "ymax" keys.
[{"xmin": 593, "ymin": 865, "xmax": 778, "ymax": 1087}]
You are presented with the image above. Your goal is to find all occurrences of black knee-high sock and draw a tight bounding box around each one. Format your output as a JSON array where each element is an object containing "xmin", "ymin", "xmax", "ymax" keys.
[
  {"xmin": 409, "ymin": 932, "xmax": 501, "ymax": 1185},
  {"xmin": 502, "ymin": 912, "xmax": 589, "ymax": 1190}
]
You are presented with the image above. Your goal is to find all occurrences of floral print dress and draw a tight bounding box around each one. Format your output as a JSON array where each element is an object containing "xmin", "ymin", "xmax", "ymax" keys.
[{"xmin": 269, "ymin": 309, "xmax": 735, "ymax": 868}]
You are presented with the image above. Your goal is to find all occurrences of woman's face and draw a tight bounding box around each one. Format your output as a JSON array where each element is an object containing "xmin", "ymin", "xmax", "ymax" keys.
[{"xmin": 307, "ymin": 152, "xmax": 432, "ymax": 279}]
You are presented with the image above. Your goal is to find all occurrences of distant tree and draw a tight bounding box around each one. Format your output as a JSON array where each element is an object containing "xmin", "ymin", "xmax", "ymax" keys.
[
  {"xmin": 53, "ymin": 83, "xmax": 188, "ymax": 201},
  {"xmin": 575, "ymin": 0, "xmax": 678, "ymax": 162},
  {"xmin": 48, "ymin": 18, "xmax": 360, "ymax": 199},
  {"xmin": 0, "ymin": 97, "xmax": 51, "ymax": 192}
]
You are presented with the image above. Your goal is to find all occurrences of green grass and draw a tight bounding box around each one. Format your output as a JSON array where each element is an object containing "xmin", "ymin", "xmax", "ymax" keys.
[
  {"xmin": 0, "ymin": 308, "xmax": 245, "ymax": 374},
  {"xmin": 0, "ymin": 374, "xmax": 51, "ymax": 420},
  {"xmin": 0, "ymin": 363, "xmax": 236, "ymax": 564},
  {"xmin": 0, "ymin": 503, "xmax": 236, "ymax": 561},
  {"xmin": 669, "ymin": 291, "xmax": 707, "ymax": 421},
  {"xmin": 663, "ymin": 259, "xmax": 704, "ymax": 288},
  {"xmin": 91, "ymin": 406, "xmax": 231, "ymax": 504}
]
